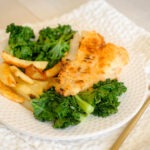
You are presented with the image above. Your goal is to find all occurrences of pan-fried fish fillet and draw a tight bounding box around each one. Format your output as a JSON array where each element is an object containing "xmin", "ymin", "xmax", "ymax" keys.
[{"xmin": 55, "ymin": 31, "xmax": 129, "ymax": 96}]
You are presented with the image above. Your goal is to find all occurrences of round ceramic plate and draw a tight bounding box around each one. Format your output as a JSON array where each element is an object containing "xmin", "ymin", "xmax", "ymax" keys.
[
  {"xmin": 0, "ymin": 35, "xmax": 148, "ymax": 141},
  {"xmin": 0, "ymin": 6, "xmax": 149, "ymax": 139}
]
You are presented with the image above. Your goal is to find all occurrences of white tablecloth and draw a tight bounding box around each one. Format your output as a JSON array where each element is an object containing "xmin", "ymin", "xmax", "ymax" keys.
[{"xmin": 0, "ymin": 0, "xmax": 150, "ymax": 149}]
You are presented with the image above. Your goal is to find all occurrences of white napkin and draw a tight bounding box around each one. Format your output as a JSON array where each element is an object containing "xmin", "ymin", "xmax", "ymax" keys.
[
  {"xmin": 0, "ymin": 0, "xmax": 150, "ymax": 149},
  {"xmin": 18, "ymin": 0, "xmax": 90, "ymax": 20}
]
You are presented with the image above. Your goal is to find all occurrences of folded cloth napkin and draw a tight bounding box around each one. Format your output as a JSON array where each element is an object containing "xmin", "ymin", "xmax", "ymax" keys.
[{"xmin": 0, "ymin": 0, "xmax": 150, "ymax": 149}]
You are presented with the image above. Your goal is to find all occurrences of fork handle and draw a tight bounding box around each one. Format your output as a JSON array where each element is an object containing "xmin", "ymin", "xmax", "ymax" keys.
[{"xmin": 111, "ymin": 97, "xmax": 150, "ymax": 150}]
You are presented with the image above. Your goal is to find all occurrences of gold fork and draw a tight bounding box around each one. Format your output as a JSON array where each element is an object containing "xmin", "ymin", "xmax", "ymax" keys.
[{"xmin": 111, "ymin": 96, "xmax": 150, "ymax": 150}]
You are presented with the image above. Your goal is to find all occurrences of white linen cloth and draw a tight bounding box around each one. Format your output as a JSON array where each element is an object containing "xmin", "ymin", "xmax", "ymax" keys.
[{"xmin": 0, "ymin": 0, "xmax": 150, "ymax": 149}]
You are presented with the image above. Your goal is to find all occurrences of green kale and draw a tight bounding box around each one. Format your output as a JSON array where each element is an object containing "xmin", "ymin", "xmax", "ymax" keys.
[
  {"xmin": 79, "ymin": 79, "xmax": 127, "ymax": 117},
  {"xmin": 6, "ymin": 23, "xmax": 76, "ymax": 68},
  {"xmin": 32, "ymin": 79, "xmax": 127, "ymax": 129},
  {"xmin": 75, "ymin": 95, "xmax": 94, "ymax": 114},
  {"xmin": 32, "ymin": 87, "xmax": 87, "ymax": 128},
  {"xmin": 6, "ymin": 23, "xmax": 35, "ymax": 60},
  {"xmin": 36, "ymin": 25, "xmax": 76, "ymax": 68}
]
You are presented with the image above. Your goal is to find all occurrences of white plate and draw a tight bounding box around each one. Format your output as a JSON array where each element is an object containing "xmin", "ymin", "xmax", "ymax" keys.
[
  {"xmin": 0, "ymin": 33, "xmax": 148, "ymax": 141},
  {"xmin": 0, "ymin": 0, "xmax": 149, "ymax": 141}
]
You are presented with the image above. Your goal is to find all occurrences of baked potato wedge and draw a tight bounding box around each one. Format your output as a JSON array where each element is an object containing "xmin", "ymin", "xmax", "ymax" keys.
[{"xmin": 2, "ymin": 51, "xmax": 48, "ymax": 70}]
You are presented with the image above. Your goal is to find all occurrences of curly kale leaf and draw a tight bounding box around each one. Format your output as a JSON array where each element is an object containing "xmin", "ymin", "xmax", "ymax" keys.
[
  {"xmin": 6, "ymin": 23, "xmax": 35, "ymax": 60},
  {"xmin": 79, "ymin": 79, "xmax": 127, "ymax": 117},
  {"xmin": 36, "ymin": 25, "xmax": 76, "ymax": 68},
  {"xmin": 32, "ymin": 87, "xmax": 87, "ymax": 128}
]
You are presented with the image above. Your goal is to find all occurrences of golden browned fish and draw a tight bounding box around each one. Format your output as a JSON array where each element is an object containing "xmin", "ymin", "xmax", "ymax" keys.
[{"xmin": 55, "ymin": 31, "xmax": 129, "ymax": 96}]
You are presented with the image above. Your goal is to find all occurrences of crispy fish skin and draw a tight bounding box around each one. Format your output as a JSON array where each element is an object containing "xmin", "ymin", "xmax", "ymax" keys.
[{"xmin": 55, "ymin": 31, "xmax": 129, "ymax": 96}]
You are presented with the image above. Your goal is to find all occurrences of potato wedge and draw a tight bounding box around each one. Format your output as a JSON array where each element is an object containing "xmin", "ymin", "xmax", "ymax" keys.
[
  {"xmin": 0, "ymin": 80, "xmax": 25, "ymax": 103},
  {"xmin": 45, "ymin": 62, "xmax": 61, "ymax": 78},
  {"xmin": 10, "ymin": 65, "xmax": 34, "ymax": 84},
  {"xmin": 25, "ymin": 65, "xmax": 46, "ymax": 80},
  {"xmin": 0, "ymin": 62, "xmax": 16, "ymax": 87},
  {"xmin": 12, "ymin": 80, "xmax": 37, "ymax": 100},
  {"xmin": 2, "ymin": 51, "xmax": 48, "ymax": 70},
  {"xmin": 30, "ymin": 80, "xmax": 49, "ymax": 96},
  {"xmin": 12, "ymin": 79, "xmax": 49, "ymax": 100}
]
